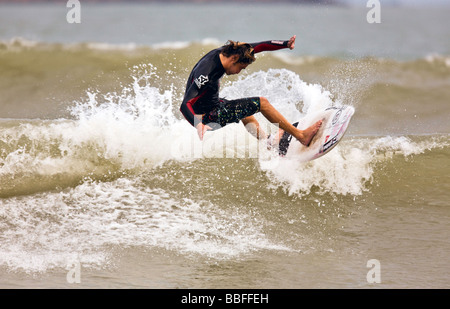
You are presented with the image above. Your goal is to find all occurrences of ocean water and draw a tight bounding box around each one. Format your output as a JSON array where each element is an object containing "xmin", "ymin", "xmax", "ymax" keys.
[{"xmin": 0, "ymin": 3, "xmax": 449, "ymax": 289}]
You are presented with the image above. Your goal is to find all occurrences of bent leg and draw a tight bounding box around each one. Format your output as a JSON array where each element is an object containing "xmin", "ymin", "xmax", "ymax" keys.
[
  {"xmin": 259, "ymin": 97, "xmax": 322, "ymax": 146},
  {"xmin": 241, "ymin": 115, "xmax": 267, "ymax": 140}
]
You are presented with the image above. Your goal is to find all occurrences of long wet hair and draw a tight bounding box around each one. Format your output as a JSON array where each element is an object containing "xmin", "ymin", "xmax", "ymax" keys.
[{"xmin": 221, "ymin": 40, "xmax": 256, "ymax": 64}]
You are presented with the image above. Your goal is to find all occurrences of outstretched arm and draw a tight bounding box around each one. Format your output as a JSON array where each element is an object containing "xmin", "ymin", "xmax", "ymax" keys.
[{"xmin": 250, "ymin": 35, "xmax": 296, "ymax": 53}]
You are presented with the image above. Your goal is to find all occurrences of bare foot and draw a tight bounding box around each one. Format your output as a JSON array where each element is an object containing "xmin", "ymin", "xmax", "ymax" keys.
[{"xmin": 296, "ymin": 120, "xmax": 322, "ymax": 146}]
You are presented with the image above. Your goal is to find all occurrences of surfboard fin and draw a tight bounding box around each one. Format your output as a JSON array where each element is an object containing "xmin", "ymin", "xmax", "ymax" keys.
[{"xmin": 278, "ymin": 122, "xmax": 299, "ymax": 156}]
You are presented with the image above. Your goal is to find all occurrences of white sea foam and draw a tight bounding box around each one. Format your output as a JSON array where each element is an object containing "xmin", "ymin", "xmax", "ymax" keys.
[
  {"xmin": 0, "ymin": 177, "xmax": 289, "ymax": 273},
  {"xmin": 424, "ymin": 53, "xmax": 450, "ymax": 67},
  {"xmin": 2, "ymin": 67, "xmax": 446, "ymax": 196},
  {"xmin": 261, "ymin": 135, "xmax": 449, "ymax": 197}
]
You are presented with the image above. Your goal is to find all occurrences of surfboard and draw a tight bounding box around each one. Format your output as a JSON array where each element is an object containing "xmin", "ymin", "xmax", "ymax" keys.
[{"xmin": 276, "ymin": 105, "xmax": 354, "ymax": 161}]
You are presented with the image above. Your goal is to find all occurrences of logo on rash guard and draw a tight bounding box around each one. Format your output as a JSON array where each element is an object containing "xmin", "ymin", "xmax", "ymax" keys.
[{"xmin": 195, "ymin": 75, "xmax": 209, "ymax": 88}]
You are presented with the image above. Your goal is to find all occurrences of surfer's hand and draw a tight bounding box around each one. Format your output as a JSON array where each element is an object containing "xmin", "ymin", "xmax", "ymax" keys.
[
  {"xmin": 287, "ymin": 35, "xmax": 296, "ymax": 50},
  {"xmin": 196, "ymin": 123, "xmax": 212, "ymax": 141}
]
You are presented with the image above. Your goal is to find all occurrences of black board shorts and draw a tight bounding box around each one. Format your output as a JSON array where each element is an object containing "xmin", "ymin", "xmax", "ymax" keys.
[{"xmin": 202, "ymin": 97, "xmax": 261, "ymax": 130}]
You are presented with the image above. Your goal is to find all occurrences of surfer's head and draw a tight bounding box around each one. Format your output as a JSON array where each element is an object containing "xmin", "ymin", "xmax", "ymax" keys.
[
  {"xmin": 220, "ymin": 41, "xmax": 255, "ymax": 75},
  {"xmin": 221, "ymin": 40, "xmax": 256, "ymax": 64}
]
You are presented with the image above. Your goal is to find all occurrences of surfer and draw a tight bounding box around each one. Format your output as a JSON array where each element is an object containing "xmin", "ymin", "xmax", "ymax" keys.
[{"xmin": 179, "ymin": 35, "xmax": 322, "ymax": 146}]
